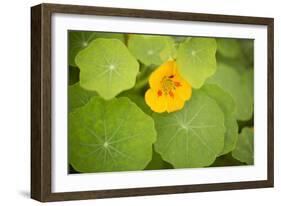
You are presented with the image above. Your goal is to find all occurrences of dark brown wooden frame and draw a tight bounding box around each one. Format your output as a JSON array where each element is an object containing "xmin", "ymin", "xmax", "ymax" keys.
[{"xmin": 31, "ymin": 3, "xmax": 274, "ymax": 202}]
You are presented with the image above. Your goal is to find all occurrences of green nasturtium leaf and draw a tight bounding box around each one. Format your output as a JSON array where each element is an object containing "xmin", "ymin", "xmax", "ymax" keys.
[
  {"xmin": 128, "ymin": 35, "xmax": 176, "ymax": 66},
  {"xmin": 68, "ymin": 83, "xmax": 96, "ymax": 113},
  {"xmin": 68, "ymin": 31, "xmax": 125, "ymax": 67},
  {"xmin": 176, "ymin": 37, "xmax": 217, "ymax": 89},
  {"xmin": 232, "ymin": 127, "xmax": 254, "ymax": 165},
  {"xmin": 207, "ymin": 63, "xmax": 253, "ymax": 121},
  {"xmin": 75, "ymin": 38, "xmax": 139, "ymax": 100},
  {"xmin": 202, "ymin": 84, "xmax": 238, "ymax": 155},
  {"xmin": 69, "ymin": 97, "xmax": 157, "ymax": 173},
  {"xmin": 217, "ymin": 38, "xmax": 241, "ymax": 58},
  {"xmin": 153, "ymin": 91, "xmax": 225, "ymax": 168}
]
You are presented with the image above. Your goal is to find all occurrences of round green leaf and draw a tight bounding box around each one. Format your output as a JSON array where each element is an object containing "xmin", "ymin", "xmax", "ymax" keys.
[
  {"xmin": 128, "ymin": 35, "xmax": 175, "ymax": 65},
  {"xmin": 202, "ymin": 84, "xmax": 238, "ymax": 155},
  {"xmin": 217, "ymin": 38, "xmax": 241, "ymax": 58},
  {"xmin": 68, "ymin": 31, "xmax": 125, "ymax": 67},
  {"xmin": 207, "ymin": 63, "xmax": 253, "ymax": 121},
  {"xmin": 75, "ymin": 38, "xmax": 139, "ymax": 100},
  {"xmin": 153, "ymin": 91, "xmax": 225, "ymax": 168},
  {"xmin": 69, "ymin": 97, "xmax": 157, "ymax": 173},
  {"xmin": 176, "ymin": 37, "xmax": 217, "ymax": 88},
  {"xmin": 68, "ymin": 83, "xmax": 96, "ymax": 113},
  {"xmin": 232, "ymin": 127, "xmax": 254, "ymax": 165}
]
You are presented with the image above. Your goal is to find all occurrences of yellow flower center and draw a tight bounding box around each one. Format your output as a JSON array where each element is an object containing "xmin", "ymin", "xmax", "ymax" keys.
[{"xmin": 159, "ymin": 75, "xmax": 181, "ymax": 97}]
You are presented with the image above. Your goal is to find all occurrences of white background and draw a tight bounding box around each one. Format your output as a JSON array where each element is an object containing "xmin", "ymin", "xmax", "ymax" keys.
[{"xmin": 0, "ymin": 0, "xmax": 280, "ymax": 205}]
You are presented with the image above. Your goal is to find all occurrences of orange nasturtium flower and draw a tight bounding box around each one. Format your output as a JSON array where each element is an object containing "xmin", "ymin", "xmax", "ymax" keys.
[{"xmin": 145, "ymin": 60, "xmax": 192, "ymax": 113}]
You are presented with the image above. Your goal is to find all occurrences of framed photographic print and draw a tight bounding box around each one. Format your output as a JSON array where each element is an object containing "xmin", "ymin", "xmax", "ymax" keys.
[{"xmin": 31, "ymin": 3, "xmax": 274, "ymax": 202}]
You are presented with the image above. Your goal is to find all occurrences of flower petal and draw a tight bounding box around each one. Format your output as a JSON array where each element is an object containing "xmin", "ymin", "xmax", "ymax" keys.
[
  {"xmin": 175, "ymin": 78, "xmax": 192, "ymax": 101},
  {"xmin": 166, "ymin": 92, "xmax": 185, "ymax": 113},
  {"xmin": 149, "ymin": 61, "xmax": 175, "ymax": 89},
  {"xmin": 145, "ymin": 89, "xmax": 167, "ymax": 113},
  {"xmin": 172, "ymin": 64, "xmax": 192, "ymax": 101}
]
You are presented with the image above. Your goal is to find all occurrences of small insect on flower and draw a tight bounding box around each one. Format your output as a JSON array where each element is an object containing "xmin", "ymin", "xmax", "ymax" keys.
[{"xmin": 145, "ymin": 60, "xmax": 192, "ymax": 113}]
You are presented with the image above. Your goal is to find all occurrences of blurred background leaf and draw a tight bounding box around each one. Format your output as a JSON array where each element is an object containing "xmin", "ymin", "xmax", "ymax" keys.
[
  {"xmin": 216, "ymin": 38, "xmax": 254, "ymax": 74},
  {"xmin": 232, "ymin": 127, "xmax": 254, "ymax": 165},
  {"xmin": 217, "ymin": 38, "xmax": 241, "ymax": 59},
  {"xmin": 128, "ymin": 35, "xmax": 176, "ymax": 66},
  {"xmin": 202, "ymin": 84, "xmax": 238, "ymax": 155},
  {"xmin": 207, "ymin": 63, "xmax": 253, "ymax": 121}
]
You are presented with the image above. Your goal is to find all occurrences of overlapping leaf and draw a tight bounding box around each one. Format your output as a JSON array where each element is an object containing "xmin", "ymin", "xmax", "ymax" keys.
[
  {"xmin": 232, "ymin": 127, "xmax": 254, "ymax": 165},
  {"xmin": 128, "ymin": 35, "xmax": 175, "ymax": 65},
  {"xmin": 202, "ymin": 84, "xmax": 238, "ymax": 155},
  {"xmin": 176, "ymin": 37, "xmax": 217, "ymax": 88},
  {"xmin": 207, "ymin": 63, "xmax": 253, "ymax": 121}
]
